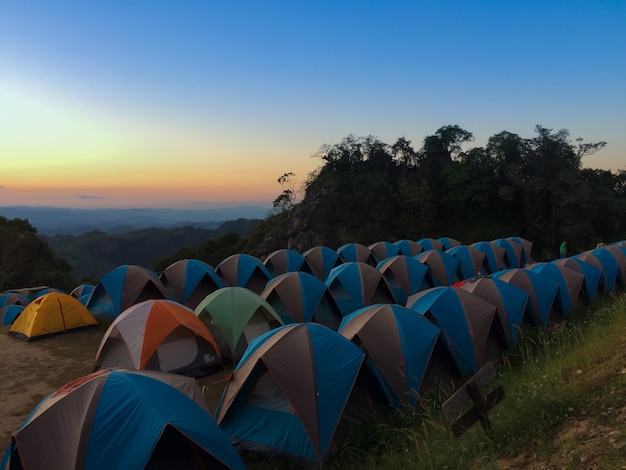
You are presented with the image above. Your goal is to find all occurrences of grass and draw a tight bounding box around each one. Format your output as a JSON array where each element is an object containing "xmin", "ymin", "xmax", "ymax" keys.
[{"xmin": 299, "ymin": 294, "xmax": 626, "ymax": 469}]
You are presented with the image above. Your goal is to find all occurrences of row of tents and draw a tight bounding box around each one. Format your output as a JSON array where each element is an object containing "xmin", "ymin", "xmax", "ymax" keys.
[
  {"xmin": 2, "ymin": 237, "xmax": 626, "ymax": 466},
  {"xmin": 0, "ymin": 237, "xmax": 502, "ymax": 336},
  {"xmin": 2, "ymin": 236, "xmax": 540, "ymax": 332}
]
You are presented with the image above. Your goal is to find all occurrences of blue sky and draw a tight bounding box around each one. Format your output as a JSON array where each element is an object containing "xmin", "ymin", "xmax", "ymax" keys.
[{"xmin": 1, "ymin": 1, "xmax": 624, "ymax": 208}]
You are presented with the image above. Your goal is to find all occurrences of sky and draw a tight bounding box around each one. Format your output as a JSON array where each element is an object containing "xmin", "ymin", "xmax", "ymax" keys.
[{"xmin": 1, "ymin": 1, "xmax": 625, "ymax": 209}]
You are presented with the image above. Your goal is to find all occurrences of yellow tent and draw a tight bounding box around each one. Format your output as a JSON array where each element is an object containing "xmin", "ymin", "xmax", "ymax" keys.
[{"xmin": 10, "ymin": 292, "xmax": 97, "ymax": 341}]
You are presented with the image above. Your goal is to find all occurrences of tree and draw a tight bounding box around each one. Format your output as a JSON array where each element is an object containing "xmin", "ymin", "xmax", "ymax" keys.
[
  {"xmin": 580, "ymin": 169, "xmax": 625, "ymax": 244},
  {"xmin": 486, "ymin": 131, "xmax": 525, "ymax": 177},
  {"xmin": 520, "ymin": 126, "xmax": 608, "ymax": 251},
  {"xmin": 0, "ymin": 226, "xmax": 30, "ymax": 291},
  {"xmin": 576, "ymin": 137, "xmax": 607, "ymax": 159},
  {"xmin": 362, "ymin": 135, "xmax": 393, "ymax": 173},
  {"xmin": 0, "ymin": 217, "xmax": 76, "ymax": 291},
  {"xmin": 398, "ymin": 179, "xmax": 436, "ymax": 237},
  {"xmin": 391, "ymin": 136, "xmax": 417, "ymax": 177},
  {"xmin": 433, "ymin": 125, "xmax": 475, "ymax": 160},
  {"xmin": 272, "ymin": 172, "xmax": 298, "ymax": 213},
  {"xmin": 418, "ymin": 125, "xmax": 474, "ymax": 195},
  {"xmin": 315, "ymin": 135, "xmax": 364, "ymax": 173},
  {"xmin": 441, "ymin": 147, "xmax": 502, "ymax": 230}
]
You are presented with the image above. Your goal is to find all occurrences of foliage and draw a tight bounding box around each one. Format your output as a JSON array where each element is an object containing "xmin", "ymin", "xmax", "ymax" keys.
[
  {"xmin": 272, "ymin": 172, "xmax": 299, "ymax": 213},
  {"xmin": 258, "ymin": 124, "xmax": 619, "ymax": 258},
  {"xmin": 0, "ymin": 217, "xmax": 77, "ymax": 292}
]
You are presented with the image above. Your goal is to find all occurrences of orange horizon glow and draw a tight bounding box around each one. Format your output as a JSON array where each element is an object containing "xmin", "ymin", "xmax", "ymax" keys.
[
  {"xmin": 1, "ymin": 160, "xmax": 315, "ymax": 208},
  {"xmin": 0, "ymin": 82, "xmax": 321, "ymax": 209},
  {"xmin": 0, "ymin": 185, "xmax": 279, "ymax": 209}
]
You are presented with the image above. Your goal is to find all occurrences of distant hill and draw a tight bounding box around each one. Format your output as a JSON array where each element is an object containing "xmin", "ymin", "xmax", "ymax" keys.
[
  {"xmin": 0, "ymin": 206, "xmax": 271, "ymax": 236},
  {"xmin": 43, "ymin": 218, "xmax": 262, "ymax": 280}
]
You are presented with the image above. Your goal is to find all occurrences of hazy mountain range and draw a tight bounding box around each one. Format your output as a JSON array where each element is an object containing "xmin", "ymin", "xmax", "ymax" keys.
[{"xmin": 0, "ymin": 206, "xmax": 272, "ymax": 236}]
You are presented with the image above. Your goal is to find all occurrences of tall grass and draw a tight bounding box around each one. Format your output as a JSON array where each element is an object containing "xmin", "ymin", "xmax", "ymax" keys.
[{"xmin": 321, "ymin": 294, "xmax": 626, "ymax": 469}]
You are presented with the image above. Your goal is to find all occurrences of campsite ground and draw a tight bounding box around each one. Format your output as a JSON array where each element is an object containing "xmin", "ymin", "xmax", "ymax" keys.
[
  {"xmin": 0, "ymin": 325, "xmax": 105, "ymax": 446},
  {"xmin": 0, "ymin": 325, "xmax": 231, "ymax": 450}
]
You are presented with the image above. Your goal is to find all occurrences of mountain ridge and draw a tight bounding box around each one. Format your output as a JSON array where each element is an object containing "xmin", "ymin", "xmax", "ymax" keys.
[{"xmin": 0, "ymin": 205, "xmax": 272, "ymax": 236}]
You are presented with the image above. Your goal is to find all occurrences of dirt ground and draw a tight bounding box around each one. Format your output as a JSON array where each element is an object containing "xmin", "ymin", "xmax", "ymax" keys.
[
  {"xmin": 0, "ymin": 325, "xmax": 104, "ymax": 448},
  {"xmin": 0, "ymin": 325, "xmax": 231, "ymax": 453}
]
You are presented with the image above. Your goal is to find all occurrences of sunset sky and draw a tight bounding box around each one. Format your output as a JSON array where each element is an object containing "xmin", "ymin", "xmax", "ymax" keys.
[{"xmin": 2, "ymin": 1, "xmax": 625, "ymax": 209}]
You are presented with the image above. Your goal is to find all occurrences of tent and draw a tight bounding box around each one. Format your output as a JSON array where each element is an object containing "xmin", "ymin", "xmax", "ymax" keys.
[
  {"xmin": 0, "ymin": 305, "xmax": 24, "ymax": 326},
  {"xmin": 553, "ymin": 257, "xmax": 602, "ymax": 303},
  {"xmin": 195, "ymin": 287, "xmax": 284, "ymax": 366},
  {"xmin": 376, "ymin": 255, "xmax": 429, "ymax": 305},
  {"xmin": 215, "ymin": 254, "xmax": 273, "ymax": 295},
  {"xmin": 368, "ymin": 241, "xmax": 400, "ymax": 264},
  {"xmin": 94, "ymin": 299, "xmax": 222, "ymax": 378},
  {"xmin": 416, "ymin": 238, "xmax": 444, "ymax": 251},
  {"xmin": 301, "ymin": 245, "xmax": 342, "ymax": 281},
  {"xmin": 406, "ymin": 287, "xmax": 497, "ymax": 375},
  {"xmin": 214, "ymin": 323, "xmax": 387, "ymax": 464},
  {"xmin": 0, "ymin": 292, "xmax": 29, "ymax": 308},
  {"xmin": 33, "ymin": 287, "xmax": 65, "ymax": 299},
  {"xmin": 574, "ymin": 251, "xmax": 617, "ymax": 295},
  {"xmin": 528, "ymin": 263, "xmax": 584, "ymax": 318},
  {"xmin": 10, "ymin": 292, "xmax": 97, "ymax": 341},
  {"xmin": 507, "ymin": 236, "xmax": 536, "ymax": 265},
  {"xmin": 6, "ymin": 286, "xmax": 50, "ymax": 301},
  {"xmin": 69, "ymin": 284, "xmax": 94, "ymax": 300},
  {"xmin": 1, "ymin": 369, "xmax": 245, "ymax": 470},
  {"xmin": 263, "ymin": 248, "xmax": 313, "ymax": 277},
  {"xmin": 455, "ymin": 276, "xmax": 528, "ymax": 347},
  {"xmin": 415, "ymin": 250, "xmax": 460, "ymax": 286},
  {"xmin": 492, "ymin": 268, "xmax": 559, "ymax": 328},
  {"xmin": 492, "ymin": 238, "xmax": 523, "ymax": 269},
  {"xmin": 338, "ymin": 303, "xmax": 441, "ymax": 409},
  {"xmin": 437, "ymin": 237, "xmax": 462, "ymax": 250},
  {"xmin": 337, "ymin": 242, "xmax": 378, "ymax": 266},
  {"xmin": 159, "ymin": 259, "xmax": 224, "ymax": 309},
  {"xmin": 260, "ymin": 271, "xmax": 343, "ymax": 329},
  {"xmin": 589, "ymin": 247, "xmax": 623, "ymax": 290},
  {"xmin": 393, "ymin": 239, "xmax": 424, "ymax": 257},
  {"xmin": 470, "ymin": 241, "xmax": 506, "ymax": 275},
  {"xmin": 87, "ymin": 265, "xmax": 170, "ymax": 322},
  {"xmin": 325, "ymin": 262, "xmax": 396, "ymax": 316},
  {"xmin": 577, "ymin": 248, "xmax": 621, "ymax": 294},
  {"xmin": 446, "ymin": 245, "xmax": 486, "ymax": 280},
  {"xmin": 599, "ymin": 245, "xmax": 626, "ymax": 287}
]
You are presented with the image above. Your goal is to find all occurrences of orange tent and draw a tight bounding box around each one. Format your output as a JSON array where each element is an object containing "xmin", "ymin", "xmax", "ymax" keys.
[{"xmin": 94, "ymin": 299, "xmax": 222, "ymax": 378}]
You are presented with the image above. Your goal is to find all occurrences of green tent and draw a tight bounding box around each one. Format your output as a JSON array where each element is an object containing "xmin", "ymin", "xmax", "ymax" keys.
[{"xmin": 195, "ymin": 287, "xmax": 283, "ymax": 366}]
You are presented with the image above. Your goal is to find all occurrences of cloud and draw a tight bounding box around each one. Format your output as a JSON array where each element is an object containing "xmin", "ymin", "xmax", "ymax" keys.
[
  {"xmin": 0, "ymin": 186, "xmax": 5, "ymax": 189},
  {"xmin": 76, "ymin": 194, "xmax": 104, "ymax": 200}
]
